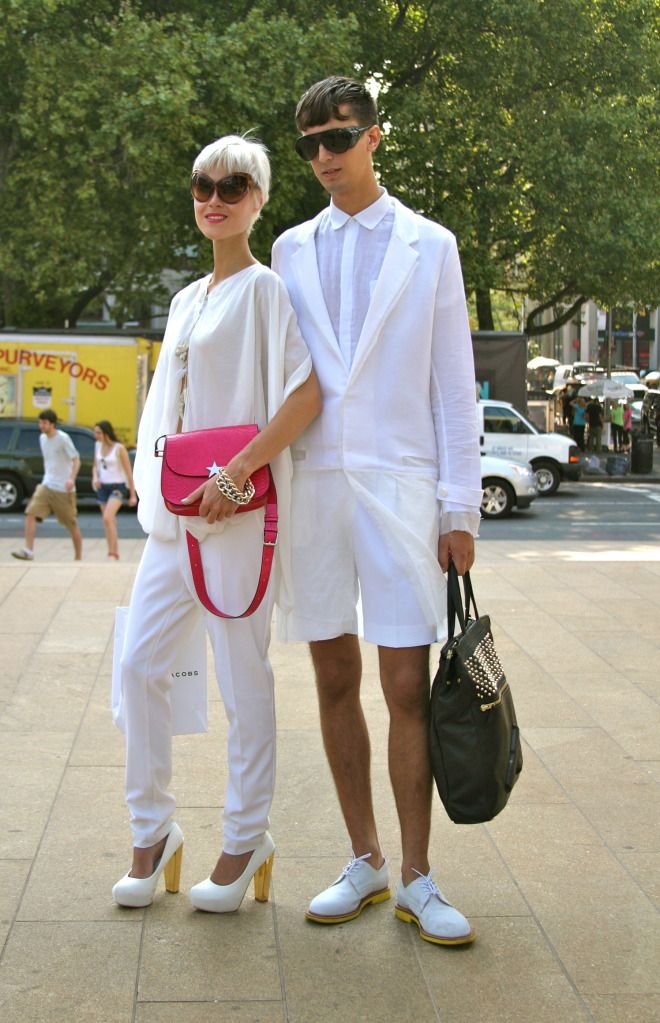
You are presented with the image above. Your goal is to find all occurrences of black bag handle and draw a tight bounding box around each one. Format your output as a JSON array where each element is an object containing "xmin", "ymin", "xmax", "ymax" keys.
[{"xmin": 446, "ymin": 562, "xmax": 480, "ymax": 640}]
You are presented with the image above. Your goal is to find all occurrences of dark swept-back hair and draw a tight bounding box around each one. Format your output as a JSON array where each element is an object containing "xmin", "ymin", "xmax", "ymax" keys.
[
  {"xmin": 295, "ymin": 76, "xmax": 378, "ymax": 132},
  {"xmin": 38, "ymin": 409, "xmax": 58, "ymax": 425},
  {"xmin": 95, "ymin": 419, "xmax": 118, "ymax": 442}
]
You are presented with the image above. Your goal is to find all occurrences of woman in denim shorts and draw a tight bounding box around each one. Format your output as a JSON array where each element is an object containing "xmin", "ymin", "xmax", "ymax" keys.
[{"xmin": 92, "ymin": 420, "xmax": 137, "ymax": 559}]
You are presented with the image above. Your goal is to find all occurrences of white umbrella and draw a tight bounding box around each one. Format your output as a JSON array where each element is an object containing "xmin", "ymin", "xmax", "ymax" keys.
[
  {"xmin": 527, "ymin": 356, "xmax": 560, "ymax": 369},
  {"xmin": 578, "ymin": 379, "xmax": 630, "ymax": 400}
]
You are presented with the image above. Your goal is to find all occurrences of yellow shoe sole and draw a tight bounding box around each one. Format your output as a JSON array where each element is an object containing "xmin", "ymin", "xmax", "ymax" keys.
[
  {"xmin": 394, "ymin": 906, "xmax": 476, "ymax": 946},
  {"xmin": 306, "ymin": 887, "xmax": 391, "ymax": 924}
]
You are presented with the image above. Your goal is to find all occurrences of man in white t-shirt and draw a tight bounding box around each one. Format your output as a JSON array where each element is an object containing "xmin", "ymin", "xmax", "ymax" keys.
[{"xmin": 11, "ymin": 409, "xmax": 82, "ymax": 561}]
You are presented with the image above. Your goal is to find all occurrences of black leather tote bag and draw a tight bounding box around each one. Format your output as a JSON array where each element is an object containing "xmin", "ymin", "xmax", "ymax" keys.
[{"xmin": 429, "ymin": 564, "xmax": 523, "ymax": 824}]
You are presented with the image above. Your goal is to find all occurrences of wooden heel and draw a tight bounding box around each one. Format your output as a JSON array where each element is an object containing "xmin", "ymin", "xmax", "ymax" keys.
[
  {"xmin": 253, "ymin": 852, "xmax": 274, "ymax": 902},
  {"xmin": 163, "ymin": 843, "xmax": 183, "ymax": 893}
]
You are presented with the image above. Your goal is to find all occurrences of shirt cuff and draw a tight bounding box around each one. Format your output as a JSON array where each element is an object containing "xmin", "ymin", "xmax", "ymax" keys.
[
  {"xmin": 436, "ymin": 480, "xmax": 484, "ymax": 506},
  {"xmin": 439, "ymin": 510, "xmax": 481, "ymax": 537}
]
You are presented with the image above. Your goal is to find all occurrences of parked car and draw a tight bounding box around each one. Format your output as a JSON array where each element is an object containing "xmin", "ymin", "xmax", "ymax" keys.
[
  {"xmin": 641, "ymin": 390, "xmax": 660, "ymax": 445},
  {"xmin": 478, "ymin": 400, "xmax": 582, "ymax": 495},
  {"xmin": 480, "ymin": 454, "xmax": 538, "ymax": 519},
  {"xmin": 0, "ymin": 418, "xmax": 135, "ymax": 512}
]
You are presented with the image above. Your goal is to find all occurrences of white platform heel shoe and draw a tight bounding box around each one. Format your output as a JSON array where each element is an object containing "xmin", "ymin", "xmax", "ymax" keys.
[
  {"xmin": 189, "ymin": 832, "xmax": 275, "ymax": 913},
  {"xmin": 113, "ymin": 823, "xmax": 184, "ymax": 908}
]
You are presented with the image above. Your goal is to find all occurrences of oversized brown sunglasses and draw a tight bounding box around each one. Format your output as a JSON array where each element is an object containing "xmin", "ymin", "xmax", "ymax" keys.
[{"xmin": 190, "ymin": 172, "xmax": 252, "ymax": 204}]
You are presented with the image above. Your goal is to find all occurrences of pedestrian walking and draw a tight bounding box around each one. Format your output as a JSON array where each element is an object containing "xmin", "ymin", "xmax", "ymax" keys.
[
  {"xmin": 610, "ymin": 402, "xmax": 625, "ymax": 453},
  {"xmin": 586, "ymin": 397, "xmax": 604, "ymax": 452},
  {"xmin": 112, "ymin": 135, "xmax": 320, "ymax": 912},
  {"xmin": 92, "ymin": 420, "xmax": 137, "ymax": 559},
  {"xmin": 11, "ymin": 409, "xmax": 82, "ymax": 561},
  {"xmin": 570, "ymin": 397, "xmax": 587, "ymax": 450},
  {"xmin": 623, "ymin": 401, "xmax": 633, "ymax": 449},
  {"xmin": 272, "ymin": 76, "xmax": 481, "ymax": 946}
]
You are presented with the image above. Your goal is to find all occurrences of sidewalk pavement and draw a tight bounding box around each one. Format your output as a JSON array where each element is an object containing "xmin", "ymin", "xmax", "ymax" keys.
[{"xmin": 0, "ymin": 535, "xmax": 659, "ymax": 1023}]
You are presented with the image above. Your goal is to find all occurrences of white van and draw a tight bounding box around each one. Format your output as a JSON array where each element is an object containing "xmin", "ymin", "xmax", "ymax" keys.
[
  {"xmin": 478, "ymin": 400, "xmax": 582, "ymax": 495},
  {"xmin": 552, "ymin": 362, "xmax": 601, "ymax": 392}
]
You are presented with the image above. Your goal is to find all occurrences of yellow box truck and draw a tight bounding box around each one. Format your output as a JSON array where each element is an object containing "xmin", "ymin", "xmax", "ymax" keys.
[{"xmin": 0, "ymin": 331, "xmax": 160, "ymax": 444}]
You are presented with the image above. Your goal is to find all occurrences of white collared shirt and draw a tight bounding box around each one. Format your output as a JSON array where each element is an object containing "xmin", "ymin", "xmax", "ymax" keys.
[{"xmin": 315, "ymin": 188, "xmax": 394, "ymax": 367}]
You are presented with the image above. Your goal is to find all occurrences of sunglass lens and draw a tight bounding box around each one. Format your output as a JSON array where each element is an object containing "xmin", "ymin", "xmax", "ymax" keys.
[
  {"xmin": 190, "ymin": 174, "xmax": 214, "ymax": 201},
  {"xmin": 323, "ymin": 130, "xmax": 353, "ymax": 155},
  {"xmin": 218, "ymin": 175, "xmax": 249, "ymax": 203},
  {"xmin": 294, "ymin": 136, "xmax": 318, "ymax": 161}
]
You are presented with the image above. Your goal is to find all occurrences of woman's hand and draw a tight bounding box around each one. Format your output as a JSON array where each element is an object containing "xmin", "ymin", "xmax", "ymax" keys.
[
  {"xmin": 128, "ymin": 493, "xmax": 138, "ymax": 508},
  {"xmin": 182, "ymin": 474, "xmax": 243, "ymax": 523}
]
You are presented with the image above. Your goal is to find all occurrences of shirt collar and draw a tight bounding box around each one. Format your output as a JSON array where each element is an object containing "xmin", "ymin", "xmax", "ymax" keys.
[{"xmin": 328, "ymin": 188, "xmax": 391, "ymax": 231}]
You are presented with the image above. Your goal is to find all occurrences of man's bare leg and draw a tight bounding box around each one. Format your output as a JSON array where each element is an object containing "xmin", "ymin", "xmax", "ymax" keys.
[
  {"xmin": 378, "ymin": 645, "xmax": 432, "ymax": 884},
  {"xmin": 24, "ymin": 514, "xmax": 37, "ymax": 552},
  {"xmin": 70, "ymin": 522, "xmax": 83, "ymax": 560},
  {"xmin": 310, "ymin": 635, "xmax": 384, "ymax": 866}
]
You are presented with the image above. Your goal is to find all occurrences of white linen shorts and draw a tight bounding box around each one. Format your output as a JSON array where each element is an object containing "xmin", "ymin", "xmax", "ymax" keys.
[{"xmin": 282, "ymin": 469, "xmax": 439, "ymax": 648}]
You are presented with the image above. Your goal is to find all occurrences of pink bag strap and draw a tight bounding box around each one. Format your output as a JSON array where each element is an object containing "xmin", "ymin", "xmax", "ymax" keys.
[{"xmin": 185, "ymin": 473, "xmax": 277, "ymax": 619}]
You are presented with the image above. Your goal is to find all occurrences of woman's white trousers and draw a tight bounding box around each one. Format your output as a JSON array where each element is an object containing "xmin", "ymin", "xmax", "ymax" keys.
[{"xmin": 120, "ymin": 515, "xmax": 276, "ymax": 854}]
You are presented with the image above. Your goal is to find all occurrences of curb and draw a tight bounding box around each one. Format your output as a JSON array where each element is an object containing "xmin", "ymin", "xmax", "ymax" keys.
[{"xmin": 579, "ymin": 474, "xmax": 660, "ymax": 484}]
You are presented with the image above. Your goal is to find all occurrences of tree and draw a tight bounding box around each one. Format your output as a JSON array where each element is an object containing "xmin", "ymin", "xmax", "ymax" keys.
[
  {"xmin": 364, "ymin": 0, "xmax": 659, "ymax": 332},
  {"xmin": 0, "ymin": 1, "xmax": 357, "ymax": 327},
  {"xmin": 2, "ymin": 0, "xmax": 657, "ymax": 330}
]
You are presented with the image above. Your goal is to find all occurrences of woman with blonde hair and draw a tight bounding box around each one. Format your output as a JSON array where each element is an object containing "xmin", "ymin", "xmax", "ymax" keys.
[{"xmin": 112, "ymin": 135, "xmax": 320, "ymax": 913}]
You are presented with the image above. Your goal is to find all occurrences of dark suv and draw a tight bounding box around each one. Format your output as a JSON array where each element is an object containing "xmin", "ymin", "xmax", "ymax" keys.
[
  {"xmin": 641, "ymin": 390, "xmax": 660, "ymax": 446},
  {"xmin": 0, "ymin": 418, "xmax": 98, "ymax": 512}
]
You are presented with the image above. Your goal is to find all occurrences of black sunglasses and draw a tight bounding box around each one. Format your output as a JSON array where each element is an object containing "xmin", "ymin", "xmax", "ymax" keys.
[
  {"xmin": 190, "ymin": 172, "xmax": 252, "ymax": 204},
  {"xmin": 294, "ymin": 125, "xmax": 374, "ymax": 162}
]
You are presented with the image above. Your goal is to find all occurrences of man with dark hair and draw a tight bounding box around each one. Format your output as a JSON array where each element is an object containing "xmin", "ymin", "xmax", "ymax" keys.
[
  {"xmin": 11, "ymin": 410, "xmax": 82, "ymax": 561},
  {"xmin": 272, "ymin": 77, "xmax": 482, "ymax": 945}
]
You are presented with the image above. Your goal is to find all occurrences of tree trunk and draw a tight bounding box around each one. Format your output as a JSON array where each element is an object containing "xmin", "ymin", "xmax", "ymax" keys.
[{"xmin": 475, "ymin": 288, "xmax": 494, "ymax": 330}]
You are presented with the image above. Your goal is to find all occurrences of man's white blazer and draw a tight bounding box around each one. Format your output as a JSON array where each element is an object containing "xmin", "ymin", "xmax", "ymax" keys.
[{"xmin": 272, "ymin": 197, "xmax": 482, "ymax": 637}]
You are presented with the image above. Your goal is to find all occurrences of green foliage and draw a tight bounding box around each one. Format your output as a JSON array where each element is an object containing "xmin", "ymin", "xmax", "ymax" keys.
[
  {"xmin": 0, "ymin": 0, "xmax": 357, "ymax": 326},
  {"xmin": 1, "ymin": 0, "xmax": 657, "ymax": 329}
]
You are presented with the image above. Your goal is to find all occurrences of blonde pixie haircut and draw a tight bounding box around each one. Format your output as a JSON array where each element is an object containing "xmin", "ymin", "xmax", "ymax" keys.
[{"xmin": 193, "ymin": 135, "xmax": 270, "ymax": 206}]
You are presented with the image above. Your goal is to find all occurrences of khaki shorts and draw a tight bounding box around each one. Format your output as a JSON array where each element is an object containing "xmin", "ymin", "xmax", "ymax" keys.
[{"xmin": 26, "ymin": 484, "xmax": 78, "ymax": 530}]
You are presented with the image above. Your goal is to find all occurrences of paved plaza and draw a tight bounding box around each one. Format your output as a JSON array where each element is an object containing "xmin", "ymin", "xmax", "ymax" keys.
[{"xmin": 0, "ymin": 533, "xmax": 659, "ymax": 1022}]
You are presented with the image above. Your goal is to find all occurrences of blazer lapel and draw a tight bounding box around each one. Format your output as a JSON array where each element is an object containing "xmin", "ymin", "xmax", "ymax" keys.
[
  {"xmin": 290, "ymin": 218, "xmax": 345, "ymax": 369},
  {"xmin": 348, "ymin": 201, "xmax": 419, "ymax": 381}
]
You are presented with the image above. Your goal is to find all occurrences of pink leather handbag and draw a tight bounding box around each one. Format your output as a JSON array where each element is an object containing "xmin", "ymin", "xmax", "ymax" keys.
[{"xmin": 155, "ymin": 425, "xmax": 277, "ymax": 618}]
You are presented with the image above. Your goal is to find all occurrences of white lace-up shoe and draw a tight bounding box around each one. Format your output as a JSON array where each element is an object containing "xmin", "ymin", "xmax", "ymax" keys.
[
  {"xmin": 395, "ymin": 870, "xmax": 475, "ymax": 945},
  {"xmin": 306, "ymin": 852, "xmax": 391, "ymax": 923}
]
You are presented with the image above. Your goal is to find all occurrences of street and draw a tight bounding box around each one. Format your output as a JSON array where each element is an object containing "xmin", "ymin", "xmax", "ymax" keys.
[
  {"xmin": 1, "ymin": 480, "xmax": 659, "ymax": 546},
  {"xmin": 482, "ymin": 481, "xmax": 660, "ymax": 544}
]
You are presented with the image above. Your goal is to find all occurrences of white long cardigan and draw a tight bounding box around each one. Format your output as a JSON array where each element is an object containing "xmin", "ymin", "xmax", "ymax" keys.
[
  {"xmin": 133, "ymin": 263, "xmax": 312, "ymax": 613},
  {"xmin": 272, "ymin": 198, "xmax": 482, "ymax": 640}
]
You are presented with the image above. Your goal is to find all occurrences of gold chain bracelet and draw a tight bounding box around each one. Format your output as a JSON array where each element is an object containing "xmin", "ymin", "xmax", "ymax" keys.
[{"xmin": 214, "ymin": 466, "xmax": 255, "ymax": 506}]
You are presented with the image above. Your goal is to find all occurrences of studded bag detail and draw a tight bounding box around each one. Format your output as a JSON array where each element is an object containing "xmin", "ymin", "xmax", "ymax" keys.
[{"xmin": 429, "ymin": 564, "xmax": 523, "ymax": 824}]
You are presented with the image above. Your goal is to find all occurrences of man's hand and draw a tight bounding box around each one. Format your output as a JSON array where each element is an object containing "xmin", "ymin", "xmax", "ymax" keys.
[{"xmin": 438, "ymin": 530, "xmax": 475, "ymax": 575}]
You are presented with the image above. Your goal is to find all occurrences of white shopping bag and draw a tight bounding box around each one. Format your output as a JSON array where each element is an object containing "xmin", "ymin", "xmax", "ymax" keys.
[{"xmin": 111, "ymin": 606, "xmax": 208, "ymax": 735}]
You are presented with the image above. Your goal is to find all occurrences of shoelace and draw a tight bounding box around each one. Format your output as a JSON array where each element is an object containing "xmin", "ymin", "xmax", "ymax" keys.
[
  {"xmin": 411, "ymin": 868, "xmax": 449, "ymax": 904},
  {"xmin": 340, "ymin": 851, "xmax": 373, "ymax": 879}
]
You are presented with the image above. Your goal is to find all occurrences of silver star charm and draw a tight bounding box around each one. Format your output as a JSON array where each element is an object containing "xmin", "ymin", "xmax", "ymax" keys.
[{"xmin": 206, "ymin": 461, "xmax": 221, "ymax": 477}]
